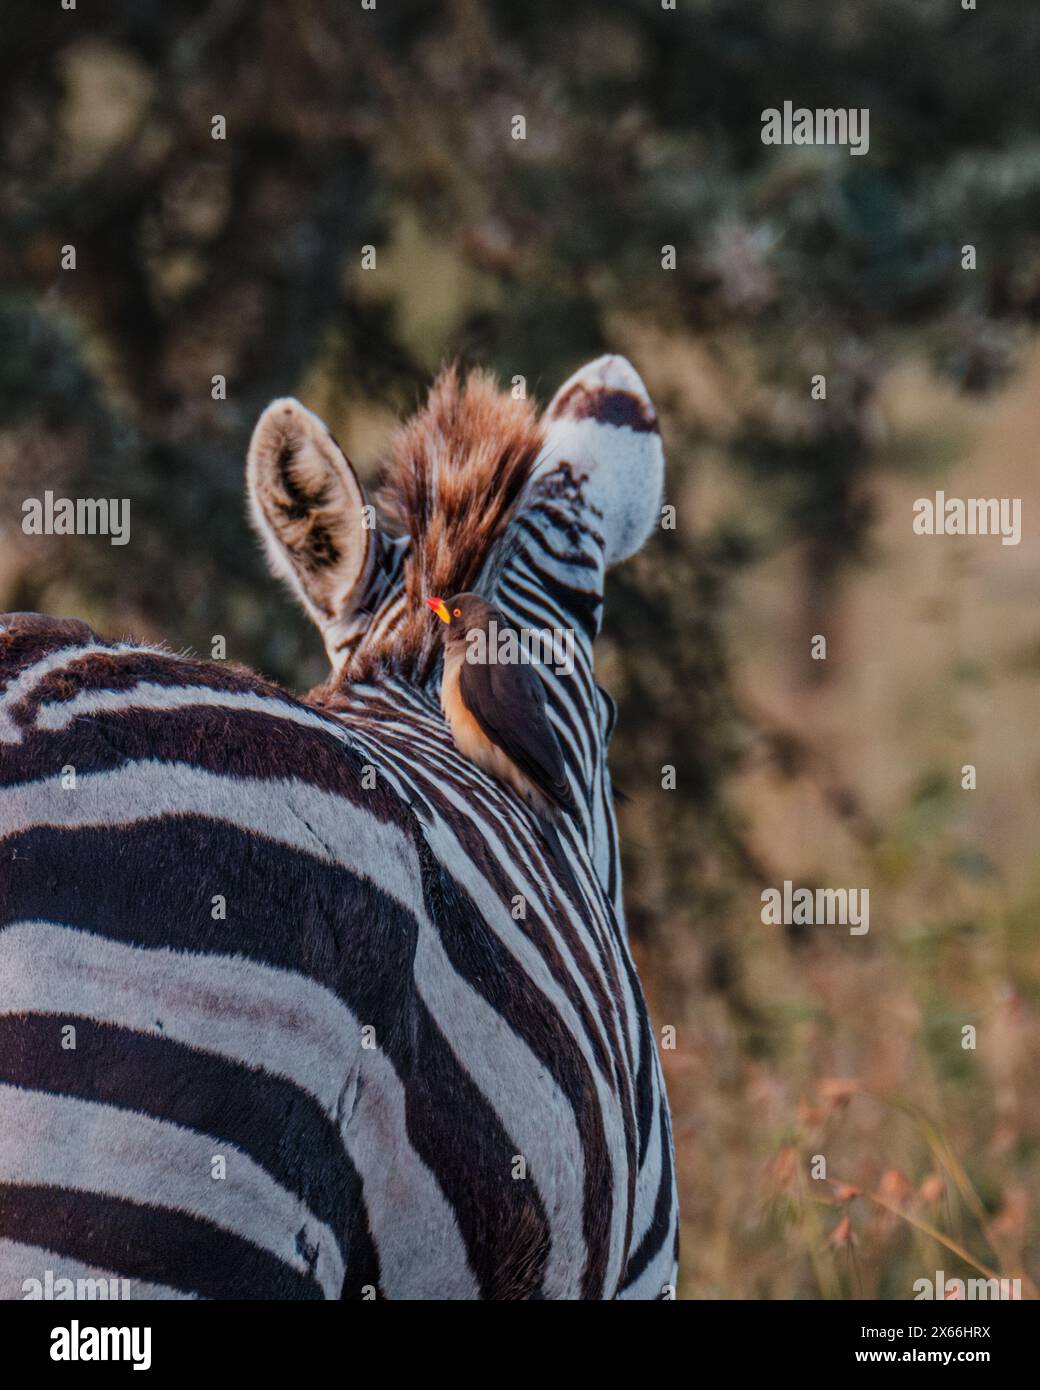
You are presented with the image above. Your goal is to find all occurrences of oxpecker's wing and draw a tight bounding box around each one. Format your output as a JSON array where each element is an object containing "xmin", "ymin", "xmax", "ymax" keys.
[{"xmin": 459, "ymin": 655, "xmax": 577, "ymax": 815}]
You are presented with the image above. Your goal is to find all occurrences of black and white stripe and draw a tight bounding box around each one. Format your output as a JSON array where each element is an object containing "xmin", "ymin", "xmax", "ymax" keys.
[{"xmin": 0, "ymin": 355, "xmax": 679, "ymax": 1300}]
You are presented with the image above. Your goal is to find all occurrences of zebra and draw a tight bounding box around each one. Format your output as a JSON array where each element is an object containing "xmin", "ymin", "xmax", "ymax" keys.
[{"xmin": 0, "ymin": 354, "xmax": 679, "ymax": 1300}]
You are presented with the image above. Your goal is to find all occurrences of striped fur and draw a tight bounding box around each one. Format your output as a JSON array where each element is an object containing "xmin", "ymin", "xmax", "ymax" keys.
[{"xmin": 0, "ymin": 356, "xmax": 678, "ymax": 1300}]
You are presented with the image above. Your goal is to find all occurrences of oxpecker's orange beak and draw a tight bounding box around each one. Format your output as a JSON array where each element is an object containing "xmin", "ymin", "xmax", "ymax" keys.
[{"xmin": 425, "ymin": 597, "xmax": 451, "ymax": 624}]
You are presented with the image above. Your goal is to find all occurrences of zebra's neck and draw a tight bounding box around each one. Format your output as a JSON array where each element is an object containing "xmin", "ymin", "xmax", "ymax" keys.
[
  {"xmin": 492, "ymin": 469, "xmax": 624, "ymax": 923},
  {"xmin": 309, "ymin": 461, "xmax": 624, "ymax": 922}
]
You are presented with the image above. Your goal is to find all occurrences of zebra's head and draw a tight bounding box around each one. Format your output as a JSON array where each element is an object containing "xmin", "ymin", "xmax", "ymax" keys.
[{"xmin": 247, "ymin": 356, "xmax": 663, "ymax": 889}]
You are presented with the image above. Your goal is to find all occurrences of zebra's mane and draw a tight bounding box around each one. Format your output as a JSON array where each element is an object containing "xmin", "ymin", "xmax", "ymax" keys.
[{"xmin": 347, "ymin": 367, "xmax": 543, "ymax": 683}]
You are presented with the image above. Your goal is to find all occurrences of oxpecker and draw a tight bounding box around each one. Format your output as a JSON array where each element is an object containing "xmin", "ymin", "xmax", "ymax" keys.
[{"xmin": 425, "ymin": 592, "xmax": 578, "ymax": 821}]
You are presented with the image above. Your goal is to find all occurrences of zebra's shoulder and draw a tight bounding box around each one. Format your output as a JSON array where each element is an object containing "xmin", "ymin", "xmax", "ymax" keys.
[
  {"xmin": 0, "ymin": 613, "xmax": 360, "ymax": 775},
  {"xmin": 0, "ymin": 614, "xmax": 285, "ymax": 733},
  {"xmin": 0, "ymin": 611, "xmax": 101, "ymax": 671},
  {"xmin": 0, "ymin": 611, "xmax": 288, "ymax": 703}
]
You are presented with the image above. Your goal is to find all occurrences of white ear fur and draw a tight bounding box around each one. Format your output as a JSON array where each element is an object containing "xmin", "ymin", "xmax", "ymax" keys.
[
  {"xmin": 246, "ymin": 398, "xmax": 374, "ymax": 631},
  {"xmin": 537, "ymin": 355, "xmax": 664, "ymax": 566}
]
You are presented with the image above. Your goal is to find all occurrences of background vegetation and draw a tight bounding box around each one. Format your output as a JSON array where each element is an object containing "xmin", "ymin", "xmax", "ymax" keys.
[{"xmin": 2, "ymin": 0, "xmax": 1038, "ymax": 1298}]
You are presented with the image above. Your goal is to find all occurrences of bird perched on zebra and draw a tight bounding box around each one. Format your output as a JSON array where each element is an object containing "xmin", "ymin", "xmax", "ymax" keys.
[
  {"xmin": 426, "ymin": 589, "xmax": 589, "ymax": 910},
  {"xmin": 0, "ymin": 355, "xmax": 678, "ymax": 1300},
  {"xmin": 425, "ymin": 591, "xmax": 578, "ymax": 820}
]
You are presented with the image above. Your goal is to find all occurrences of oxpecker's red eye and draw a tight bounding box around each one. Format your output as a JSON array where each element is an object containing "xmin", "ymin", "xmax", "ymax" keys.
[{"xmin": 453, "ymin": 608, "xmax": 461, "ymax": 618}]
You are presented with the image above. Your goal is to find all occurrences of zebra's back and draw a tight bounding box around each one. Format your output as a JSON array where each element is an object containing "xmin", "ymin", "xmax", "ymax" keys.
[{"xmin": 0, "ymin": 613, "xmax": 677, "ymax": 1299}]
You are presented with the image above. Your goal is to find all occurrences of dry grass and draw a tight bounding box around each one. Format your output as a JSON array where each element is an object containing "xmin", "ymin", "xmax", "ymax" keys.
[{"xmin": 634, "ymin": 346, "xmax": 1040, "ymax": 1299}]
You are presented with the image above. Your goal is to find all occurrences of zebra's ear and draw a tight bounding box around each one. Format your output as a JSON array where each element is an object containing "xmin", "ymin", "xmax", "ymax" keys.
[
  {"xmin": 538, "ymin": 355, "xmax": 664, "ymax": 566},
  {"xmin": 246, "ymin": 398, "xmax": 375, "ymax": 631}
]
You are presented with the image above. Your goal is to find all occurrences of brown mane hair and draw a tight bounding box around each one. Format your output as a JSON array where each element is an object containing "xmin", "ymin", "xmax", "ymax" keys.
[{"xmin": 347, "ymin": 366, "xmax": 543, "ymax": 683}]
